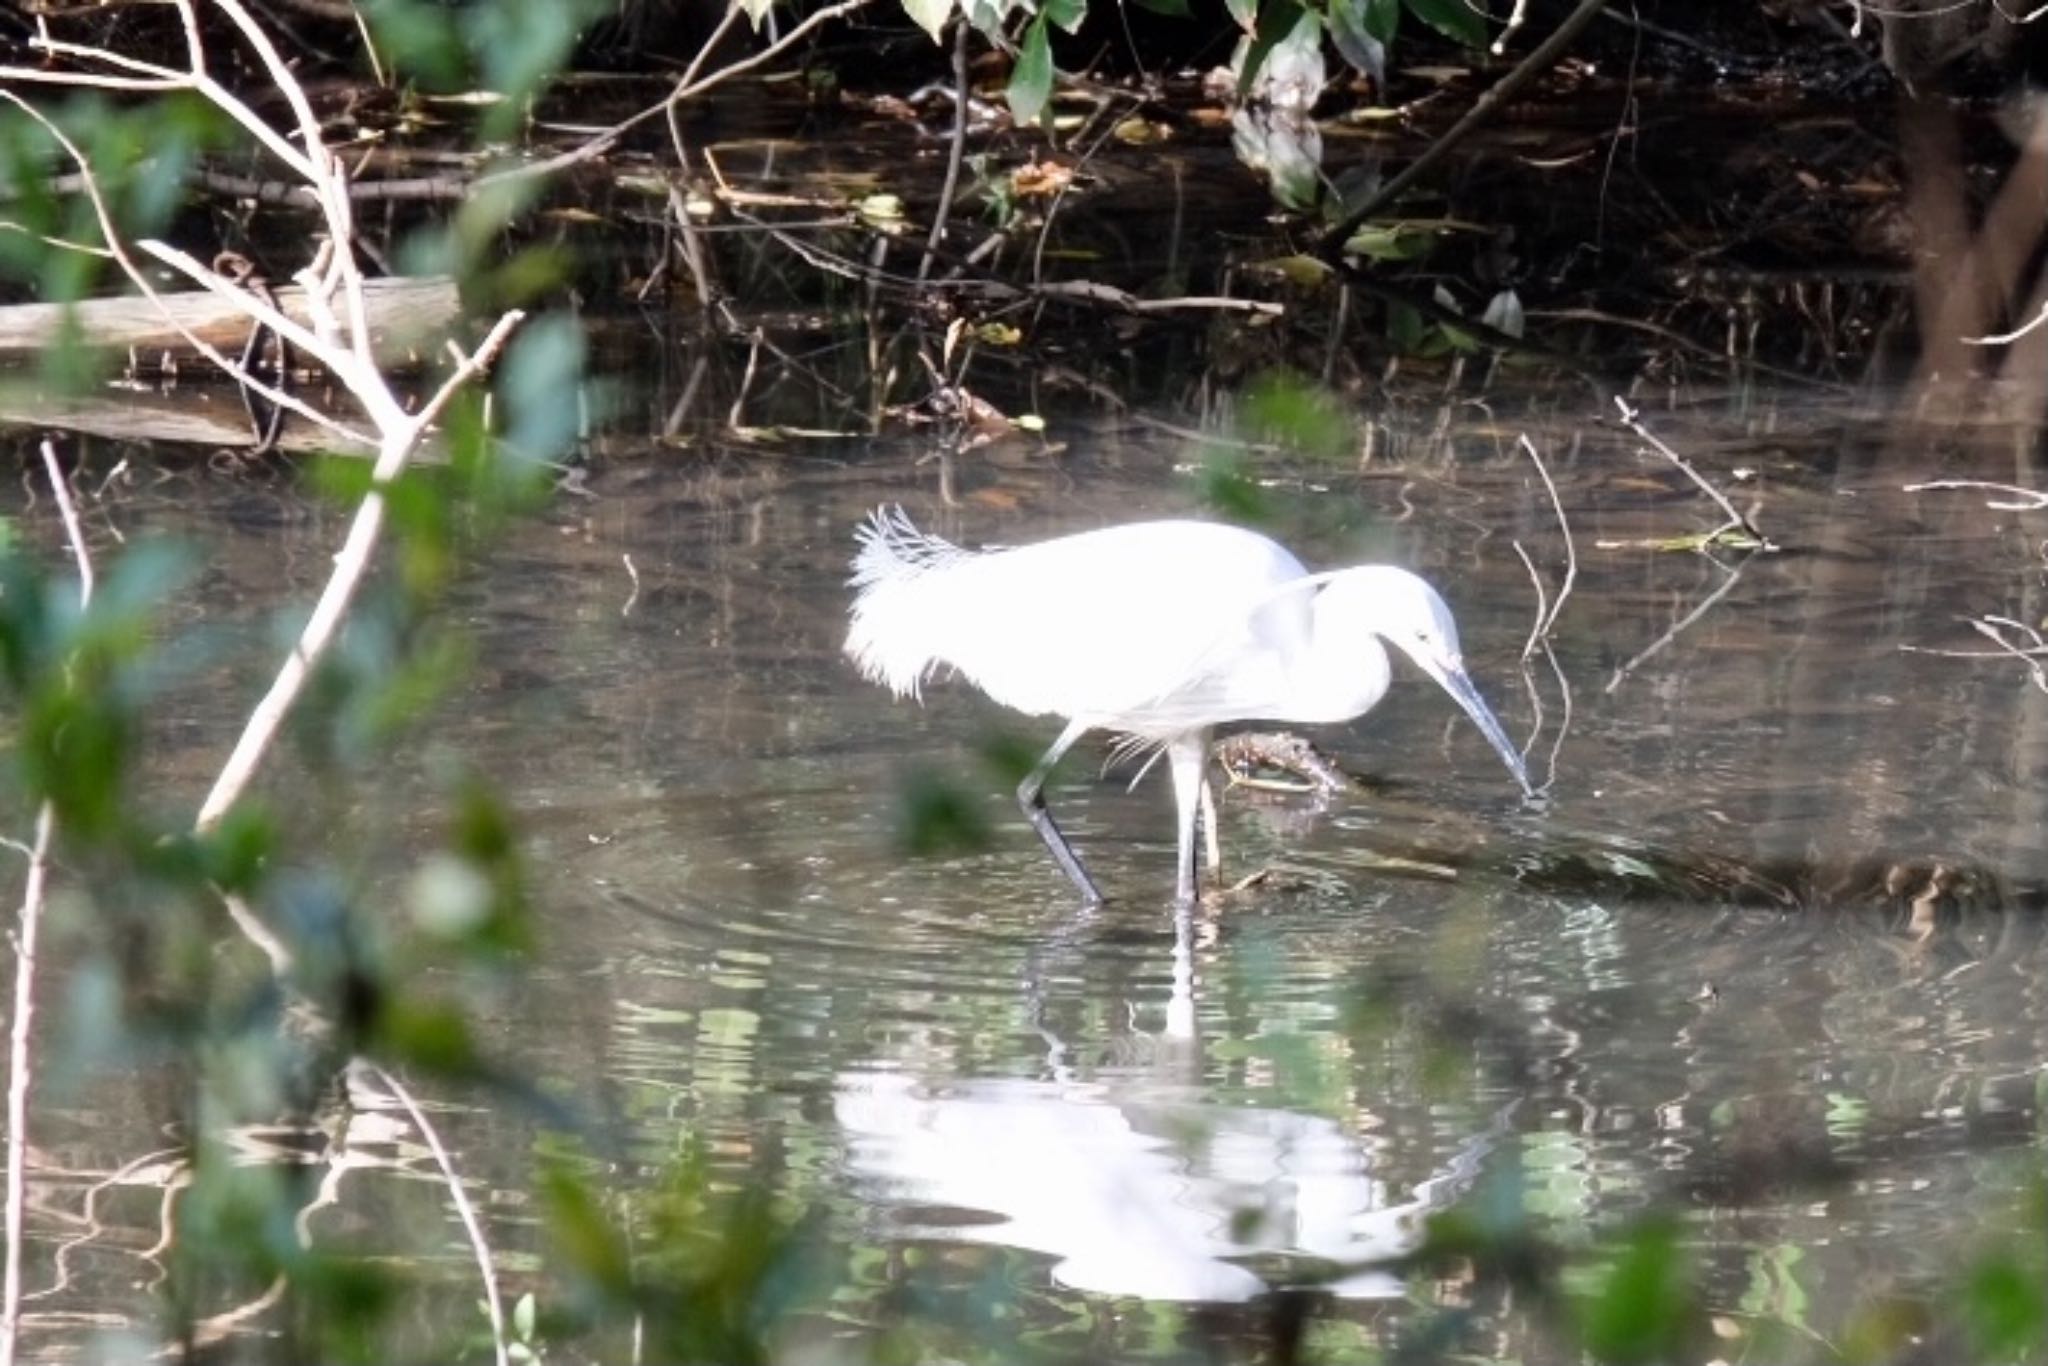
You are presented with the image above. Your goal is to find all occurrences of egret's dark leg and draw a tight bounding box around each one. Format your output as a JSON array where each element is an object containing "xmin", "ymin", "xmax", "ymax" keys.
[
  {"xmin": 1018, "ymin": 719, "xmax": 1103, "ymax": 906},
  {"xmin": 1167, "ymin": 731, "xmax": 1212, "ymax": 907}
]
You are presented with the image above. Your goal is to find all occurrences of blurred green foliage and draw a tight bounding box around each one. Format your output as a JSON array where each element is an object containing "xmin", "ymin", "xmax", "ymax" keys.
[
  {"xmin": 0, "ymin": 0, "xmax": 599, "ymax": 1350},
  {"xmin": 894, "ymin": 765, "xmax": 995, "ymax": 856}
]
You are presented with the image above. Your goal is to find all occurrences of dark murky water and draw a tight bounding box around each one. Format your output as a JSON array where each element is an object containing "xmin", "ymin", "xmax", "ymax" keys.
[{"xmin": 9, "ymin": 388, "xmax": 2048, "ymax": 1360}]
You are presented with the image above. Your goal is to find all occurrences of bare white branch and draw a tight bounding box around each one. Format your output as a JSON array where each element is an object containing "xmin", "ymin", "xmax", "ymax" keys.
[
  {"xmin": 1517, "ymin": 433, "xmax": 1577, "ymax": 644},
  {"xmin": 364, "ymin": 1064, "xmax": 510, "ymax": 1366},
  {"xmin": 2, "ymin": 441, "xmax": 98, "ymax": 1366},
  {"xmin": 1902, "ymin": 479, "xmax": 2048, "ymax": 510}
]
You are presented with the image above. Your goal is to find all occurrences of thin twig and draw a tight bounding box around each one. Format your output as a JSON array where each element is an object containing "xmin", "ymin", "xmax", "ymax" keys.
[
  {"xmin": 1614, "ymin": 397, "xmax": 1774, "ymax": 549},
  {"xmin": 364, "ymin": 1064, "xmax": 509, "ymax": 1366},
  {"xmin": 25, "ymin": 1145, "xmax": 184, "ymax": 1308},
  {"xmin": 186, "ymin": 1276, "xmax": 290, "ymax": 1350},
  {"xmin": 1971, "ymin": 295, "xmax": 2048, "ymax": 346},
  {"xmin": 1511, "ymin": 539, "xmax": 1549, "ymax": 666},
  {"xmin": 1, "ymin": 440, "xmax": 97, "ymax": 1366},
  {"xmin": 1536, "ymin": 634, "xmax": 1572, "ymax": 793},
  {"xmin": 665, "ymin": 0, "xmax": 876, "ymax": 103},
  {"xmin": 659, "ymin": 180, "xmax": 715, "ymax": 310},
  {"xmin": 1898, "ymin": 643, "xmax": 2048, "ymax": 660},
  {"xmin": 220, "ymin": 891, "xmax": 293, "ymax": 976},
  {"xmin": 39, "ymin": 443, "xmax": 92, "ymax": 606},
  {"xmin": 1511, "ymin": 540, "xmax": 1547, "ymax": 759},
  {"xmin": 1517, "ymin": 433, "xmax": 1576, "ymax": 644},
  {"xmin": 1317, "ymin": 0, "xmax": 1610, "ymax": 256},
  {"xmin": 195, "ymin": 312, "xmax": 524, "ymax": 832},
  {"xmin": 726, "ymin": 330, "xmax": 762, "ymax": 430},
  {"xmin": 0, "ymin": 90, "xmax": 372, "ymax": 446},
  {"xmin": 475, "ymin": 0, "xmax": 874, "ymax": 192},
  {"xmin": 1980, "ymin": 615, "xmax": 2047, "ymax": 650},
  {"xmin": 0, "ymin": 807, "xmax": 53, "ymax": 1366},
  {"xmin": 918, "ymin": 19, "xmax": 971, "ymax": 288},
  {"xmin": 1902, "ymin": 479, "xmax": 2048, "ymax": 510},
  {"xmin": 1967, "ymin": 617, "xmax": 2048, "ymax": 692},
  {"xmin": 1491, "ymin": 0, "xmax": 1531, "ymax": 53},
  {"xmin": 1604, "ymin": 557, "xmax": 1748, "ymax": 693}
]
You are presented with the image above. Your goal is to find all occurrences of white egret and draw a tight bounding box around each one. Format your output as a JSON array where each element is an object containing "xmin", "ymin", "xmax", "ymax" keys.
[{"xmin": 845, "ymin": 507, "xmax": 1531, "ymax": 905}]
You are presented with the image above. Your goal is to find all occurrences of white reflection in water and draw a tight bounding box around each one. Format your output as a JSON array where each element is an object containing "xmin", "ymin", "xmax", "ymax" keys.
[
  {"xmin": 835, "ymin": 1072, "xmax": 1501, "ymax": 1302},
  {"xmin": 835, "ymin": 911, "xmax": 1500, "ymax": 1302}
]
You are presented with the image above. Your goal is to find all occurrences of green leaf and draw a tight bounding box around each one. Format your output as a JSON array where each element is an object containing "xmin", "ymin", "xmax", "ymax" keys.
[
  {"xmin": 895, "ymin": 768, "xmax": 991, "ymax": 856},
  {"xmin": 962, "ymin": 0, "xmax": 1012, "ymax": 33},
  {"xmin": 462, "ymin": 0, "xmax": 597, "ymax": 138},
  {"xmin": 500, "ymin": 312, "xmax": 587, "ymax": 465},
  {"xmin": 1044, "ymin": 0, "xmax": 1085, "ymax": 33},
  {"xmin": 196, "ymin": 805, "xmax": 277, "ymax": 896},
  {"xmin": 1365, "ymin": 0, "xmax": 1399, "ymax": 40},
  {"xmin": 1437, "ymin": 322, "xmax": 1479, "ymax": 353},
  {"xmin": 1007, "ymin": 14, "xmax": 1054, "ymax": 125},
  {"xmin": 1328, "ymin": 0, "xmax": 1384, "ymax": 83},
  {"xmin": 1576, "ymin": 1221, "xmax": 1694, "ymax": 1364},
  {"xmin": 512, "ymin": 1292, "xmax": 537, "ymax": 1342},
  {"xmin": 375, "ymin": 998, "xmax": 481, "ymax": 1075},
  {"xmin": 1238, "ymin": 368, "xmax": 1356, "ymax": 460},
  {"xmin": 901, "ymin": 0, "xmax": 953, "ymax": 40},
  {"xmin": 1130, "ymin": 0, "xmax": 1190, "ymax": 16},
  {"xmin": 1343, "ymin": 223, "xmax": 1435, "ymax": 260},
  {"xmin": 1387, "ymin": 300, "xmax": 1425, "ymax": 351},
  {"xmin": 1965, "ymin": 1256, "xmax": 2047, "ymax": 1360},
  {"xmin": 359, "ymin": 0, "xmax": 467, "ymax": 86},
  {"xmin": 1404, "ymin": 0, "xmax": 1486, "ymax": 47},
  {"xmin": 538, "ymin": 1158, "xmax": 635, "ymax": 1295},
  {"xmin": 1197, "ymin": 449, "xmax": 1267, "ymax": 521},
  {"xmin": 1223, "ymin": 0, "xmax": 1257, "ymax": 33},
  {"xmin": 1237, "ymin": 0, "xmax": 1308, "ymax": 97}
]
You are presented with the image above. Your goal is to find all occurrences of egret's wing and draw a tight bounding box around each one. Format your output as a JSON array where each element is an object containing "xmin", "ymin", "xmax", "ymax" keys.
[
  {"xmin": 1109, "ymin": 571, "xmax": 1340, "ymax": 731},
  {"xmin": 929, "ymin": 522, "xmax": 1313, "ymax": 722}
]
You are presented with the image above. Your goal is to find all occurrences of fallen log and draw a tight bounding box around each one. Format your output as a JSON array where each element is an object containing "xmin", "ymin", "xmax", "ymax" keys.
[
  {"xmin": 0, "ymin": 382, "xmax": 444, "ymax": 458},
  {"xmin": 0, "ymin": 276, "xmax": 463, "ymax": 373}
]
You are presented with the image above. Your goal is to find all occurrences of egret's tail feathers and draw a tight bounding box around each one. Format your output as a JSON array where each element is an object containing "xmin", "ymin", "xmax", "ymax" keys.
[
  {"xmin": 845, "ymin": 506, "xmax": 970, "ymax": 700},
  {"xmin": 851, "ymin": 505, "xmax": 965, "ymax": 586}
]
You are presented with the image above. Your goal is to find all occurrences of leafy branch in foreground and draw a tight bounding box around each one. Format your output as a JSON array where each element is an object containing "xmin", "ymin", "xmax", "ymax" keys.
[{"xmin": 0, "ymin": 0, "xmax": 589, "ymax": 1358}]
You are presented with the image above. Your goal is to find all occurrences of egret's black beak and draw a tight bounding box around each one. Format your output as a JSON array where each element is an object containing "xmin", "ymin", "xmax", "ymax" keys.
[{"xmin": 1432, "ymin": 663, "xmax": 1533, "ymax": 798}]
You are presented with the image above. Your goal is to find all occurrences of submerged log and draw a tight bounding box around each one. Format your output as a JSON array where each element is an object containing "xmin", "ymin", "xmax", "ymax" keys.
[{"xmin": 0, "ymin": 277, "xmax": 462, "ymax": 373}]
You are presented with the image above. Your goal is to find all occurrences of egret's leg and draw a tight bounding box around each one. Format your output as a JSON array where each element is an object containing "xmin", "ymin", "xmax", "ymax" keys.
[
  {"xmin": 1198, "ymin": 776, "xmax": 1221, "ymax": 879},
  {"xmin": 1165, "ymin": 899, "xmax": 1196, "ymax": 1040},
  {"xmin": 1167, "ymin": 731, "xmax": 1211, "ymax": 907},
  {"xmin": 1017, "ymin": 719, "xmax": 1104, "ymax": 906}
]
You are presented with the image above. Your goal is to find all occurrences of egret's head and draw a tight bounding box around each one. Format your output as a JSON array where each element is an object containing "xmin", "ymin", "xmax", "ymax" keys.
[
  {"xmin": 1346, "ymin": 567, "xmax": 1465, "ymax": 676},
  {"xmin": 1334, "ymin": 567, "xmax": 1531, "ymax": 797}
]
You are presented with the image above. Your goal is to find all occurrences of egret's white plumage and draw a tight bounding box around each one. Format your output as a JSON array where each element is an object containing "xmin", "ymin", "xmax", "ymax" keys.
[{"xmin": 846, "ymin": 507, "xmax": 1529, "ymax": 904}]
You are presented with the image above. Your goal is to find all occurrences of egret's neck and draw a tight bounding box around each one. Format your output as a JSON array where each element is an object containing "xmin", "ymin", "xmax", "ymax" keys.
[{"xmin": 1282, "ymin": 588, "xmax": 1392, "ymax": 724}]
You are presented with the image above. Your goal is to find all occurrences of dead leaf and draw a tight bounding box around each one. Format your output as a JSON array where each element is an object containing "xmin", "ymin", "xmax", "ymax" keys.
[
  {"xmin": 1112, "ymin": 117, "xmax": 1172, "ymax": 145},
  {"xmin": 1011, "ymin": 159, "xmax": 1075, "ymax": 197}
]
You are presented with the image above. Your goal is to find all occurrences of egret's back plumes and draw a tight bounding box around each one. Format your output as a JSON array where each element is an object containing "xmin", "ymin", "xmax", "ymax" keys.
[{"xmin": 845, "ymin": 507, "xmax": 969, "ymax": 700}]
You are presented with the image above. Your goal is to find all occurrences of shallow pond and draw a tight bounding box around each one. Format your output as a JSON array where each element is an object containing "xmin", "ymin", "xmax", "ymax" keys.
[{"xmin": 7, "ymin": 384, "xmax": 2048, "ymax": 1362}]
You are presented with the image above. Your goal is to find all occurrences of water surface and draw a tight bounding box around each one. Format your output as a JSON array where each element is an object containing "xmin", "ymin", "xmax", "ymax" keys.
[{"xmin": 8, "ymin": 389, "xmax": 2048, "ymax": 1361}]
